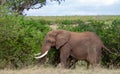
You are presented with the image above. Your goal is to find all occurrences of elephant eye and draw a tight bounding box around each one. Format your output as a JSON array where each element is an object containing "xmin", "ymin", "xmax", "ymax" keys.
[{"xmin": 46, "ymin": 40, "xmax": 52, "ymax": 43}]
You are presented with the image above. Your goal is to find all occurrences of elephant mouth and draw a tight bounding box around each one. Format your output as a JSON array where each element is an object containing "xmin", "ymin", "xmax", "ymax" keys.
[{"xmin": 34, "ymin": 51, "xmax": 48, "ymax": 59}]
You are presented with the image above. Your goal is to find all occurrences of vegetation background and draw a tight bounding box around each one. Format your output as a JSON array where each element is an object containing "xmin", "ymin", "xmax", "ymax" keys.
[
  {"xmin": 0, "ymin": 1, "xmax": 120, "ymax": 74},
  {"xmin": 0, "ymin": 10, "xmax": 120, "ymax": 69}
]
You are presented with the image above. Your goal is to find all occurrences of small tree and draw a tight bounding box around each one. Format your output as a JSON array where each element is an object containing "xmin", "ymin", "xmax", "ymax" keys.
[{"xmin": 1, "ymin": 0, "xmax": 64, "ymax": 15}]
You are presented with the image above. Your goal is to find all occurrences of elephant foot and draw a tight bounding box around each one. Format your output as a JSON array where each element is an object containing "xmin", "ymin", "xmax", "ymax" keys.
[
  {"xmin": 57, "ymin": 63, "xmax": 62, "ymax": 68},
  {"xmin": 57, "ymin": 63, "xmax": 69, "ymax": 69}
]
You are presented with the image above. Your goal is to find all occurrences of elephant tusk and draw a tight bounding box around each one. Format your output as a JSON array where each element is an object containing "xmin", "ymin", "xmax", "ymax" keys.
[
  {"xmin": 34, "ymin": 51, "xmax": 48, "ymax": 59},
  {"xmin": 34, "ymin": 53, "xmax": 41, "ymax": 56}
]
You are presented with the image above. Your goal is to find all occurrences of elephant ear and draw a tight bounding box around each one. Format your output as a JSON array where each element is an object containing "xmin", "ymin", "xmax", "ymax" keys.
[{"xmin": 56, "ymin": 31, "xmax": 70, "ymax": 49}]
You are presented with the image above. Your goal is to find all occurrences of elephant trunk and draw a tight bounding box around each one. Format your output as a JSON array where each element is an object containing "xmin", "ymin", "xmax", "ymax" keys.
[{"xmin": 34, "ymin": 45, "xmax": 51, "ymax": 59}]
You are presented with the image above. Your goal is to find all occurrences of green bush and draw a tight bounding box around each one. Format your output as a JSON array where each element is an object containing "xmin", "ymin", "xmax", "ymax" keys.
[
  {"xmin": 61, "ymin": 19, "xmax": 73, "ymax": 25},
  {"xmin": 0, "ymin": 15, "xmax": 51, "ymax": 68}
]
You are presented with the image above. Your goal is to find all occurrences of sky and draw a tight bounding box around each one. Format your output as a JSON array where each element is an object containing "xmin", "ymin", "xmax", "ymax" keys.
[{"xmin": 24, "ymin": 0, "xmax": 120, "ymax": 16}]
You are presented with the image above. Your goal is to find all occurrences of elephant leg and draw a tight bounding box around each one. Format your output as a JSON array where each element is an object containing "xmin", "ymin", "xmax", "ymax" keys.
[
  {"xmin": 92, "ymin": 51, "xmax": 101, "ymax": 68},
  {"xmin": 66, "ymin": 57, "xmax": 71, "ymax": 68},
  {"xmin": 92, "ymin": 56, "xmax": 101, "ymax": 68},
  {"xmin": 60, "ymin": 45, "xmax": 71, "ymax": 68},
  {"xmin": 87, "ymin": 55, "xmax": 100, "ymax": 69},
  {"xmin": 87, "ymin": 47, "xmax": 101, "ymax": 68},
  {"xmin": 69, "ymin": 56, "xmax": 78, "ymax": 69},
  {"xmin": 60, "ymin": 51, "xmax": 70, "ymax": 68},
  {"xmin": 86, "ymin": 60, "xmax": 90, "ymax": 69}
]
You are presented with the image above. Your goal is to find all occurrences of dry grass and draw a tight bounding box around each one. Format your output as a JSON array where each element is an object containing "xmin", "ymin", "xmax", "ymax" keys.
[{"xmin": 0, "ymin": 66, "xmax": 120, "ymax": 74}]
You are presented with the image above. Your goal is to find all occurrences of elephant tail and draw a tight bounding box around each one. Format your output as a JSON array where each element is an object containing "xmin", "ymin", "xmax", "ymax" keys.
[
  {"xmin": 102, "ymin": 45, "xmax": 120, "ymax": 56},
  {"xmin": 102, "ymin": 45, "xmax": 112, "ymax": 53}
]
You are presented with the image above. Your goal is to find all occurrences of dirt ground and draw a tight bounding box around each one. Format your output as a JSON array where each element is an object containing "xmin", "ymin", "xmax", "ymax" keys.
[{"xmin": 0, "ymin": 66, "xmax": 120, "ymax": 74}]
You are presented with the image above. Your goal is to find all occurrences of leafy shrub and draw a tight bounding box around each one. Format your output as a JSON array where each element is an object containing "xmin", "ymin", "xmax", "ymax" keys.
[
  {"xmin": 61, "ymin": 19, "xmax": 73, "ymax": 25},
  {"xmin": 0, "ymin": 15, "xmax": 51, "ymax": 68},
  {"xmin": 38, "ymin": 19, "xmax": 51, "ymax": 25}
]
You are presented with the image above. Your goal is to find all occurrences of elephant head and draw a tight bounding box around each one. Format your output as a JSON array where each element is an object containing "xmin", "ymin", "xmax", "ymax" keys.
[{"xmin": 34, "ymin": 30, "xmax": 70, "ymax": 59}]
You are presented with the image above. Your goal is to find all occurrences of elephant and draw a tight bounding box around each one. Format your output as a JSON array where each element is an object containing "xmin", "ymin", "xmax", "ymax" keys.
[{"xmin": 34, "ymin": 30, "xmax": 111, "ymax": 68}]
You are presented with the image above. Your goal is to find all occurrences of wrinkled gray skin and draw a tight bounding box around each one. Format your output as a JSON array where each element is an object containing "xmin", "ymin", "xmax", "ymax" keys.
[{"xmin": 35, "ymin": 30, "xmax": 110, "ymax": 69}]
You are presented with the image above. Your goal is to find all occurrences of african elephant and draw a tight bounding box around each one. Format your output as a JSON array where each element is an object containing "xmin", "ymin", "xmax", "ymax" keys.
[{"xmin": 34, "ymin": 30, "xmax": 111, "ymax": 68}]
